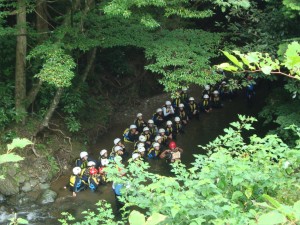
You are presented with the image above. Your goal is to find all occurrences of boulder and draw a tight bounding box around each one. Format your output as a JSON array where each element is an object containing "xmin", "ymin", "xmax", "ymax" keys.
[
  {"xmin": 39, "ymin": 189, "xmax": 57, "ymax": 204},
  {"xmin": 39, "ymin": 183, "xmax": 50, "ymax": 190},
  {"xmin": 21, "ymin": 181, "xmax": 32, "ymax": 193},
  {"xmin": 0, "ymin": 194, "xmax": 6, "ymax": 203},
  {"xmin": 0, "ymin": 175, "xmax": 19, "ymax": 196}
]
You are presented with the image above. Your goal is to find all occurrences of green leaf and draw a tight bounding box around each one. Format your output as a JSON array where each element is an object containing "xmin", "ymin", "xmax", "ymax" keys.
[
  {"xmin": 261, "ymin": 66, "xmax": 273, "ymax": 75},
  {"xmin": 17, "ymin": 218, "xmax": 29, "ymax": 224},
  {"xmin": 218, "ymin": 63, "xmax": 239, "ymax": 72},
  {"xmin": 171, "ymin": 206, "xmax": 180, "ymax": 218},
  {"xmin": 129, "ymin": 210, "xmax": 146, "ymax": 225},
  {"xmin": 222, "ymin": 51, "xmax": 243, "ymax": 69},
  {"xmin": 245, "ymin": 188, "xmax": 252, "ymax": 199},
  {"xmin": 0, "ymin": 153, "xmax": 24, "ymax": 164},
  {"xmin": 257, "ymin": 211, "xmax": 287, "ymax": 225},
  {"xmin": 232, "ymin": 191, "xmax": 244, "ymax": 201},
  {"xmin": 145, "ymin": 213, "xmax": 167, "ymax": 225},
  {"xmin": 7, "ymin": 138, "xmax": 32, "ymax": 151}
]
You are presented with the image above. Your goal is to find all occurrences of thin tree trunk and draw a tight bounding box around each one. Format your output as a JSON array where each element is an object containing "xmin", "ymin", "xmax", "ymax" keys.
[
  {"xmin": 36, "ymin": 88, "xmax": 64, "ymax": 134},
  {"xmin": 25, "ymin": 79, "xmax": 43, "ymax": 109},
  {"xmin": 80, "ymin": 48, "xmax": 97, "ymax": 83},
  {"xmin": 15, "ymin": 0, "xmax": 27, "ymax": 121}
]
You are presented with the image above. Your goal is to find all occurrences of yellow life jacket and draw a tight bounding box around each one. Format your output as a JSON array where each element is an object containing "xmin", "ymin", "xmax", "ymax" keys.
[
  {"xmin": 203, "ymin": 100, "xmax": 209, "ymax": 106},
  {"xmin": 167, "ymin": 127, "xmax": 173, "ymax": 134},
  {"xmin": 189, "ymin": 103, "xmax": 197, "ymax": 111},
  {"xmin": 69, "ymin": 175, "xmax": 76, "ymax": 187}
]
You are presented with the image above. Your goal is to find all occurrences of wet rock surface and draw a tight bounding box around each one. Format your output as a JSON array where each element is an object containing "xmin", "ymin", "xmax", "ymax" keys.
[
  {"xmin": 39, "ymin": 189, "xmax": 57, "ymax": 204},
  {"xmin": 0, "ymin": 174, "xmax": 19, "ymax": 196}
]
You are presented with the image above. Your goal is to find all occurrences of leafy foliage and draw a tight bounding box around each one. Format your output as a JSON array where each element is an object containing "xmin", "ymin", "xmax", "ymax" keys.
[{"xmin": 59, "ymin": 115, "xmax": 300, "ymax": 224}]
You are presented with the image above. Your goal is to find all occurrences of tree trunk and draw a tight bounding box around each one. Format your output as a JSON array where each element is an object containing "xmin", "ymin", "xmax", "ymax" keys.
[
  {"xmin": 36, "ymin": 88, "xmax": 64, "ymax": 135},
  {"xmin": 15, "ymin": 0, "xmax": 27, "ymax": 122},
  {"xmin": 81, "ymin": 48, "xmax": 97, "ymax": 83},
  {"xmin": 36, "ymin": 0, "xmax": 48, "ymax": 41}
]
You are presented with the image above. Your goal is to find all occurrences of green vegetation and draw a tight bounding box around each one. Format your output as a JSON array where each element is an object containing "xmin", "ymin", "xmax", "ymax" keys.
[{"xmin": 59, "ymin": 116, "xmax": 300, "ymax": 225}]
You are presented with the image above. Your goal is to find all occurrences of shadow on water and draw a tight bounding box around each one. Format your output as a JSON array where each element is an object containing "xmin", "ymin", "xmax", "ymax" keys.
[{"xmin": 6, "ymin": 84, "xmax": 270, "ymax": 225}]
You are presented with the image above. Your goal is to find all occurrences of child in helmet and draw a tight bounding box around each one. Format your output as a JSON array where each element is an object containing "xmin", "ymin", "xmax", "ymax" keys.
[
  {"xmin": 123, "ymin": 124, "xmax": 139, "ymax": 143},
  {"xmin": 134, "ymin": 113, "xmax": 146, "ymax": 133},
  {"xmin": 75, "ymin": 151, "xmax": 90, "ymax": 169},
  {"xmin": 165, "ymin": 120, "xmax": 174, "ymax": 140},
  {"xmin": 141, "ymin": 127, "xmax": 152, "ymax": 144},
  {"xmin": 202, "ymin": 85, "xmax": 211, "ymax": 99},
  {"xmin": 88, "ymin": 168, "xmax": 101, "ymax": 192},
  {"xmin": 132, "ymin": 153, "xmax": 141, "ymax": 161},
  {"xmin": 162, "ymin": 101, "xmax": 175, "ymax": 121},
  {"xmin": 109, "ymin": 146, "xmax": 124, "ymax": 161},
  {"xmin": 176, "ymin": 103, "xmax": 188, "ymax": 125},
  {"xmin": 172, "ymin": 91, "xmax": 182, "ymax": 112},
  {"xmin": 200, "ymin": 94, "xmax": 212, "ymax": 113},
  {"xmin": 153, "ymin": 108, "xmax": 165, "ymax": 128},
  {"xmin": 98, "ymin": 149, "xmax": 109, "ymax": 182},
  {"xmin": 134, "ymin": 135, "xmax": 150, "ymax": 151},
  {"xmin": 80, "ymin": 161, "xmax": 96, "ymax": 183},
  {"xmin": 148, "ymin": 142, "xmax": 161, "ymax": 159},
  {"xmin": 173, "ymin": 117, "xmax": 184, "ymax": 137},
  {"xmin": 180, "ymin": 87, "xmax": 189, "ymax": 105},
  {"xmin": 147, "ymin": 119, "xmax": 158, "ymax": 140},
  {"xmin": 133, "ymin": 146, "xmax": 146, "ymax": 159},
  {"xmin": 187, "ymin": 97, "xmax": 199, "ymax": 119},
  {"xmin": 112, "ymin": 138, "xmax": 127, "ymax": 158},
  {"xmin": 65, "ymin": 167, "xmax": 87, "ymax": 197},
  {"xmin": 211, "ymin": 90, "xmax": 223, "ymax": 108},
  {"xmin": 158, "ymin": 128, "xmax": 168, "ymax": 146}
]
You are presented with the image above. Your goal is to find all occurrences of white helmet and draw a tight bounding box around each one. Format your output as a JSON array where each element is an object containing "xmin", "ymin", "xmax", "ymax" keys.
[
  {"xmin": 153, "ymin": 142, "xmax": 160, "ymax": 148},
  {"xmin": 139, "ymin": 135, "xmax": 147, "ymax": 142},
  {"xmin": 137, "ymin": 143, "xmax": 145, "ymax": 148},
  {"xmin": 155, "ymin": 136, "xmax": 162, "ymax": 142},
  {"xmin": 114, "ymin": 138, "xmax": 121, "ymax": 145},
  {"xmin": 205, "ymin": 85, "xmax": 210, "ymax": 90},
  {"xmin": 148, "ymin": 119, "xmax": 154, "ymax": 124},
  {"xmin": 156, "ymin": 108, "xmax": 163, "ymax": 113},
  {"xmin": 101, "ymin": 158, "xmax": 109, "ymax": 166},
  {"xmin": 213, "ymin": 90, "xmax": 219, "ymax": 95},
  {"xmin": 159, "ymin": 128, "xmax": 165, "ymax": 133},
  {"xmin": 100, "ymin": 149, "xmax": 107, "ymax": 156},
  {"xmin": 179, "ymin": 103, "xmax": 185, "ymax": 108},
  {"xmin": 72, "ymin": 167, "xmax": 81, "ymax": 175},
  {"xmin": 166, "ymin": 121, "xmax": 173, "ymax": 126},
  {"xmin": 165, "ymin": 101, "xmax": 171, "ymax": 106},
  {"xmin": 138, "ymin": 146, "xmax": 145, "ymax": 153},
  {"xmin": 132, "ymin": 153, "xmax": 140, "ymax": 160},
  {"xmin": 143, "ymin": 127, "xmax": 150, "ymax": 132},
  {"xmin": 130, "ymin": 124, "xmax": 137, "ymax": 129},
  {"xmin": 204, "ymin": 94, "xmax": 209, "ymax": 99},
  {"xmin": 80, "ymin": 151, "xmax": 88, "ymax": 159},
  {"xmin": 182, "ymin": 87, "xmax": 188, "ymax": 91},
  {"xmin": 137, "ymin": 113, "xmax": 142, "ymax": 117},
  {"xmin": 175, "ymin": 117, "xmax": 180, "ymax": 122},
  {"xmin": 87, "ymin": 161, "xmax": 96, "ymax": 167},
  {"xmin": 114, "ymin": 155, "xmax": 122, "ymax": 163},
  {"xmin": 222, "ymin": 81, "xmax": 226, "ymax": 84},
  {"xmin": 115, "ymin": 146, "xmax": 123, "ymax": 152},
  {"xmin": 189, "ymin": 97, "xmax": 195, "ymax": 101}
]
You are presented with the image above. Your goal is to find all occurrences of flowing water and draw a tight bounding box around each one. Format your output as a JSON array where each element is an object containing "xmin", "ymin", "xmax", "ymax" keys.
[{"xmin": 1, "ymin": 84, "xmax": 269, "ymax": 225}]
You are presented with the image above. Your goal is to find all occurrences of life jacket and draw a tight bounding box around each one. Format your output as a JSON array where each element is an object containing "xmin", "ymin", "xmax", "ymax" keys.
[
  {"xmin": 161, "ymin": 135, "xmax": 168, "ymax": 145},
  {"xmin": 134, "ymin": 119, "xmax": 146, "ymax": 131},
  {"xmin": 148, "ymin": 125, "xmax": 157, "ymax": 137},
  {"xmin": 148, "ymin": 147, "xmax": 160, "ymax": 159},
  {"xmin": 142, "ymin": 132, "xmax": 151, "ymax": 142},
  {"xmin": 69, "ymin": 175, "xmax": 82, "ymax": 190},
  {"xmin": 188, "ymin": 102, "xmax": 197, "ymax": 112},
  {"xmin": 179, "ymin": 110, "xmax": 187, "ymax": 120},
  {"xmin": 80, "ymin": 167, "xmax": 90, "ymax": 182},
  {"xmin": 202, "ymin": 99, "xmax": 209, "ymax": 107},
  {"xmin": 174, "ymin": 123, "xmax": 182, "ymax": 134},
  {"xmin": 180, "ymin": 93, "xmax": 188, "ymax": 102},
  {"xmin": 213, "ymin": 96, "xmax": 220, "ymax": 102},
  {"xmin": 88, "ymin": 176, "xmax": 100, "ymax": 191},
  {"xmin": 172, "ymin": 98, "xmax": 182, "ymax": 108},
  {"xmin": 123, "ymin": 128, "xmax": 135, "ymax": 143},
  {"xmin": 153, "ymin": 112, "xmax": 164, "ymax": 122},
  {"xmin": 166, "ymin": 126, "xmax": 173, "ymax": 135},
  {"xmin": 75, "ymin": 158, "xmax": 87, "ymax": 169}
]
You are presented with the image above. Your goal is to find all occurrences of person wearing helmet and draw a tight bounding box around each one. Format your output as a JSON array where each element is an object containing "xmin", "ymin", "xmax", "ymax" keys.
[
  {"xmin": 211, "ymin": 90, "xmax": 223, "ymax": 108},
  {"xmin": 112, "ymin": 138, "xmax": 126, "ymax": 158},
  {"xmin": 158, "ymin": 128, "xmax": 168, "ymax": 146},
  {"xmin": 123, "ymin": 124, "xmax": 139, "ymax": 143},
  {"xmin": 162, "ymin": 100, "xmax": 175, "ymax": 121},
  {"xmin": 80, "ymin": 160, "xmax": 96, "ymax": 183},
  {"xmin": 200, "ymin": 94, "xmax": 212, "ymax": 113},
  {"xmin": 187, "ymin": 97, "xmax": 199, "ymax": 120},
  {"xmin": 165, "ymin": 120, "xmax": 174, "ymax": 140},
  {"xmin": 133, "ymin": 146, "xmax": 146, "ymax": 158},
  {"xmin": 134, "ymin": 135, "xmax": 150, "ymax": 151},
  {"xmin": 180, "ymin": 87, "xmax": 189, "ymax": 105},
  {"xmin": 132, "ymin": 153, "xmax": 141, "ymax": 161},
  {"xmin": 176, "ymin": 103, "xmax": 188, "ymax": 125},
  {"xmin": 154, "ymin": 135, "xmax": 163, "ymax": 146},
  {"xmin": 160, "ymin": 141, "xmax": 183, "ymax": 163},
  {"xmin": 75, "ymin": 151, "xmax": 90, "ymax": 169},
  {"xmin": 134, "ymin": 113, "xmax": 146, "ymax": 133},
  {"xmin": 202, "ymin": 85, "xmax": 211, "ymax": 99},
  {"xmin": 173, "ymin": 117, "xmax": 184, "ymax": 136},
  {"xmin": 98, "ymin": 149, "xmax": 109, "ymax": 168},
  {"xmin": 218, "ymin": 81, "xmax": 229, "ymax": 100},
  {"xmin": 110, "ymin": 145, "xmax": 124, "ymax": 161},
  {"xmin": 147, "ymin": 119, "xmax": 158, "ymax": 140},
  {"xmin": 88, "ymin": 168, "xmax": 102, "ymax": 192},
  {"xmin": 148, "ymin": 142, "xmax": 161, "ymax": 159},
  {"xmin": 141, "ymin": 127, "xmax": 153, "ymax": 146},
  {"xmin": 153, "ymin": 108, "xmax": 165, "ymax": 128},
  {"xmin": 65, "ymin": 167, "xmax": 87, "ymax": 197},
  {"xmin": 172, "ymin": 91, "xmax": 183, "ymax": 111}
]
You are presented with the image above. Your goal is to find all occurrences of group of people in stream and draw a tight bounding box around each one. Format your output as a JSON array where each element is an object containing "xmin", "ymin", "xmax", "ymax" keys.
[{"xmin": 65, "ymin": 80, "xmax": 255, "ymax": 199}]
